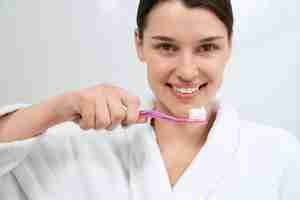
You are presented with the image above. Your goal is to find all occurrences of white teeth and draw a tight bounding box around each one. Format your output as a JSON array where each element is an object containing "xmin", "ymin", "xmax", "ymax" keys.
[{"xmin": 174, "ymin": 87, "xmax": 198, "ymax": 94}]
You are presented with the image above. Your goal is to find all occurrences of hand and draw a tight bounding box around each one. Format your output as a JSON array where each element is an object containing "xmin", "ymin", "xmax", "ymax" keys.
[{"xmin": 53, "ymin": 84, "xmax": 147, "ymax": 130}]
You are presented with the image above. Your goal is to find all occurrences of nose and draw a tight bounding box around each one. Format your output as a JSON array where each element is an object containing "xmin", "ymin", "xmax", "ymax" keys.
[{"xmin": 175, "ymin": 52, "xmax": 199, "ymax": 82}]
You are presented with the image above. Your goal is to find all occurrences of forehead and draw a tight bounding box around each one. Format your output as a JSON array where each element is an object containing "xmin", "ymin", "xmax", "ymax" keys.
[{"xmin": 143, "ymin": 1, "xmax": 228, "ymax": 41}]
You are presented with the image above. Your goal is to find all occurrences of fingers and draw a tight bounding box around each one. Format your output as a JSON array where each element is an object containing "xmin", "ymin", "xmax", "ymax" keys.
[
  {"xmin": 121, "ymin": 95, "xmax": 141, "ymax": 125},
  {"xmin": 73, "ymin": 84, "xmax": 148, "ymax": 131},
  {"xmin": 78, "ymin": 99, "xmax": 96, "ymax": 130},
  {"xmin": 95, "ymin": 98, "xmax": 111, "ymax": 130},
  {"xmin": 136, "ymin": 114, "xmax": 148, "ymax": 124},
  {"xmin": 106, "ymin": 95, "xmax": 127, "ymax": 130}
]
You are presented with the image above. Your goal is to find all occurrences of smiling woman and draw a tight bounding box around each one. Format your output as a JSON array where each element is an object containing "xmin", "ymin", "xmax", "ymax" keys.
[
  {"xmin": 135, "ymin": 0, "xmax": 231, "ymax": 117},
  {"xmin": 0, "ymin": 0, "xmax": 299, "ymax": 200}
]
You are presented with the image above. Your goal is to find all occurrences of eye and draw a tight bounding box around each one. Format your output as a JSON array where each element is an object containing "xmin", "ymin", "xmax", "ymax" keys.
[
  {"xmin": 155, "ymin": 43, "xmax": 178, "ymax": 53},
  {"xmin": 197, "ymin": 43, "xmax": 220, "ymax": 53}
]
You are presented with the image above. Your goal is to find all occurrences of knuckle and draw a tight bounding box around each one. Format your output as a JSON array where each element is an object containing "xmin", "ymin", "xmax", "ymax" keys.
[
  {"xmin": 96, "ymin": 119, "xmax": 110, "ymax": 129},
  {"xmin": 106, "ymin": 124, "xmax": 116, "ymax": 131},
  {"xmin": 95, "ymin": 123, "xmax": 104, "ymax": 130},
  {"xmin": 79, "ymin": 121, "xmax": 90, "ymax": 130},
  {"xmin": 84, "ymin": 94, "xmax": 95, "ymax": 103},
  {"xmin": 131, "ymin": 96, "xmax": 141, "ymax": 105},
  {"xmin": 126, "ymin": 113, "xmax": 139, "ymax": 124},
  {"xmin": 125, "ymin": 118, "xmax": 135, "ymax": 125},
  {"xmin": 103, "ymin": 120, "xmax": 111, "ymax": 129},
  {"xmin": 100, "ymin": 84, "xmax": 116, "ymax": 93},
  {"xmin": 111, "ymin": 113, "xmax": 125, "ymax": 122},
  {"xmin": 80, "ymin": 88, "xmax": 100, "ymax": 102},
  {"xmin": 78, "ymin": 94, "xmax": 92, "ymax": 107}
]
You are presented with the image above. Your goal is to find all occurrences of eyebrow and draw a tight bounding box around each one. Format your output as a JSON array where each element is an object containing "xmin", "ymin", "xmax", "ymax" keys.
[{"xmin": 151, "ymin": 35, "xmax": 224, "ymax": 43}]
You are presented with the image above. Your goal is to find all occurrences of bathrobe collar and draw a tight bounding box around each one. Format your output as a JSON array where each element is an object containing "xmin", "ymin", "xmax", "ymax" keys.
[{"xmin": 127, "ymin": 99, "xmax": 240, "ymax": 200}]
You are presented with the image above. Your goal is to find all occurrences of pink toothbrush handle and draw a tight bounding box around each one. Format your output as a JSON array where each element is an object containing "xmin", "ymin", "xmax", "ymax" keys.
[{"xmin": 139, "ymin": 110, "xmax": 207, "ymax": 124}]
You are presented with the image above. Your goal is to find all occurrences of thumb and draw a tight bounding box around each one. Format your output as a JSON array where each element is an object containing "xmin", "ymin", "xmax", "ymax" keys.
[{"xmin": 136, "ymin": 115, "xmax": 148, "ymax": 124}]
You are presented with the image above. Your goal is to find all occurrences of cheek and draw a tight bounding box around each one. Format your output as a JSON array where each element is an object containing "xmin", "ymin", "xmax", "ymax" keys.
[
  {"xmin": 209, "ymin": 67, "xmax": 224, "ymax": 92},
  {"xmin": 198, "ymin": 57, "xmax": 226, "ymax": 95},
  {"xmin": 145, "ymin": 53, "xmax": 174, "ymax": 82},
  {"xmin": 200, "ymin": 59, "xmax": 225, "ymax": 81},
  {"xmin": 147, "ymin": 63, "xmax": 170, "ymax": 85}
]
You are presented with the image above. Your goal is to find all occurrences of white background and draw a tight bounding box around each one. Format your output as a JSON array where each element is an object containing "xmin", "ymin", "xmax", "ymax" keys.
[{"xmin": 0, "ymin": 0, "xmax": 299, "ymax": 138}]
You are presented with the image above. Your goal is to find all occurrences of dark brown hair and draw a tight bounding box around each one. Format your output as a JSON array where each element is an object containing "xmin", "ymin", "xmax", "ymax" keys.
[{"xmin": 136, "ymin": 0, "xmax": 234, "ymax": 39}]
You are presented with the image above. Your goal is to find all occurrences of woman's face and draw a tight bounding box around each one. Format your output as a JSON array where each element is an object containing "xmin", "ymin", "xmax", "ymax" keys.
[{"xmin": 135, "ymin": 1, "xmax": 232, "ymax": 117}]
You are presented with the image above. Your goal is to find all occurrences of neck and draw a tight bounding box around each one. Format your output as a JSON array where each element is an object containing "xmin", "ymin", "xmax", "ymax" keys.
[{"xmin": 152, "ymin": 102, "xmax": 218, "ymax": 152}]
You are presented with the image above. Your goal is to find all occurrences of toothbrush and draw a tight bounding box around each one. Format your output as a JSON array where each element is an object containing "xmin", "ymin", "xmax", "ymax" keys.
[{"xmin": 139, "ymin": 108, "xmax": 207, "ymax": 124}]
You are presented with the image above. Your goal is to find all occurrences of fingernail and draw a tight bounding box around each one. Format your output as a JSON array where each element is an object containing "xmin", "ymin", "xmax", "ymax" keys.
[{"xmin": 137, "ymin": 116, "xmax": 148, "ymax": 123}]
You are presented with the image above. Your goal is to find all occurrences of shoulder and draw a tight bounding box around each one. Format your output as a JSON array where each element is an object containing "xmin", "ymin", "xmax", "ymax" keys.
[
  {"xmin": 238, "ymin": 120, "xmax": 300, "ymax": 161},
  {"xmin": 218, "ymin": 101, "xmax": 299, "ymax": 154},
  {"xmin": 240, "ymin": 120, "xmax": 299, "ymax": 148},
  {"xmin": 231, "ymin": 119, "xmax": 300, "ymax": 184}
]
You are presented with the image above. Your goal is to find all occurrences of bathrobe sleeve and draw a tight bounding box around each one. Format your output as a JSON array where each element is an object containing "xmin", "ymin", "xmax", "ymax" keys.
[
  {"xmin": 0, "ymin": 103, "xmax": 132, "ymax": 200},
  {"xmin": 279, "ymin": 134, "xmax": 300, "ymax": 200},
  {"xmin": 0, "ymin": 104, "xmax": 46, "ymax": 177}
]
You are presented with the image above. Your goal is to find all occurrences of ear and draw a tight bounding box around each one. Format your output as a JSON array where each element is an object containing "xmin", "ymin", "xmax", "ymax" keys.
[{"xmin": 134, "ymin": 30, "xmax": 145, "ymax": 62}]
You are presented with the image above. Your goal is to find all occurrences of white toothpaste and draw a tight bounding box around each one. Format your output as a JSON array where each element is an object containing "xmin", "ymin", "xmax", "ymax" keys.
[{"xmin": 189, "ymin": 107, "xmax": 207, "ymax": 120}]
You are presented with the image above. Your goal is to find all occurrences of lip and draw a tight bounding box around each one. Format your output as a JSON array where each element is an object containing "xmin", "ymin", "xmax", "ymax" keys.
[
  {"xmin": 171, "ymin": 83, "xmax": 202, "ymax": 89},
  {"xmin": 166, "ymin": 83, "xmax": 207, "ymax": 100},
  {"xmin": 173, "ymin": 89, "xmax": 198, "ymax": 99}
]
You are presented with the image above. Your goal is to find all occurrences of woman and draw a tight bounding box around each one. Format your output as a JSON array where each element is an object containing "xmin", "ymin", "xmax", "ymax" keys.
[{"xmin": 0, "ymin": 0, "xmax": 299, "ymax": 199}]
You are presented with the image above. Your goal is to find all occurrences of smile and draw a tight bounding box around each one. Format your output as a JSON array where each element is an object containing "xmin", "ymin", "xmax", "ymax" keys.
[
  {"xmin": 174, "ymin": 87, "xmax": 198, "ymax": 94},
  {"xmin": 166, "ymin": 83, "xmax": 208, "ymax": 99}
]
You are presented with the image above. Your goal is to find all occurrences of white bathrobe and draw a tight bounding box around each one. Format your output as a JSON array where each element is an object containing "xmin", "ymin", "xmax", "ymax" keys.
[{"xmin": 0, "ymin": 101, "xmax": 299, "ymax": 200}]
